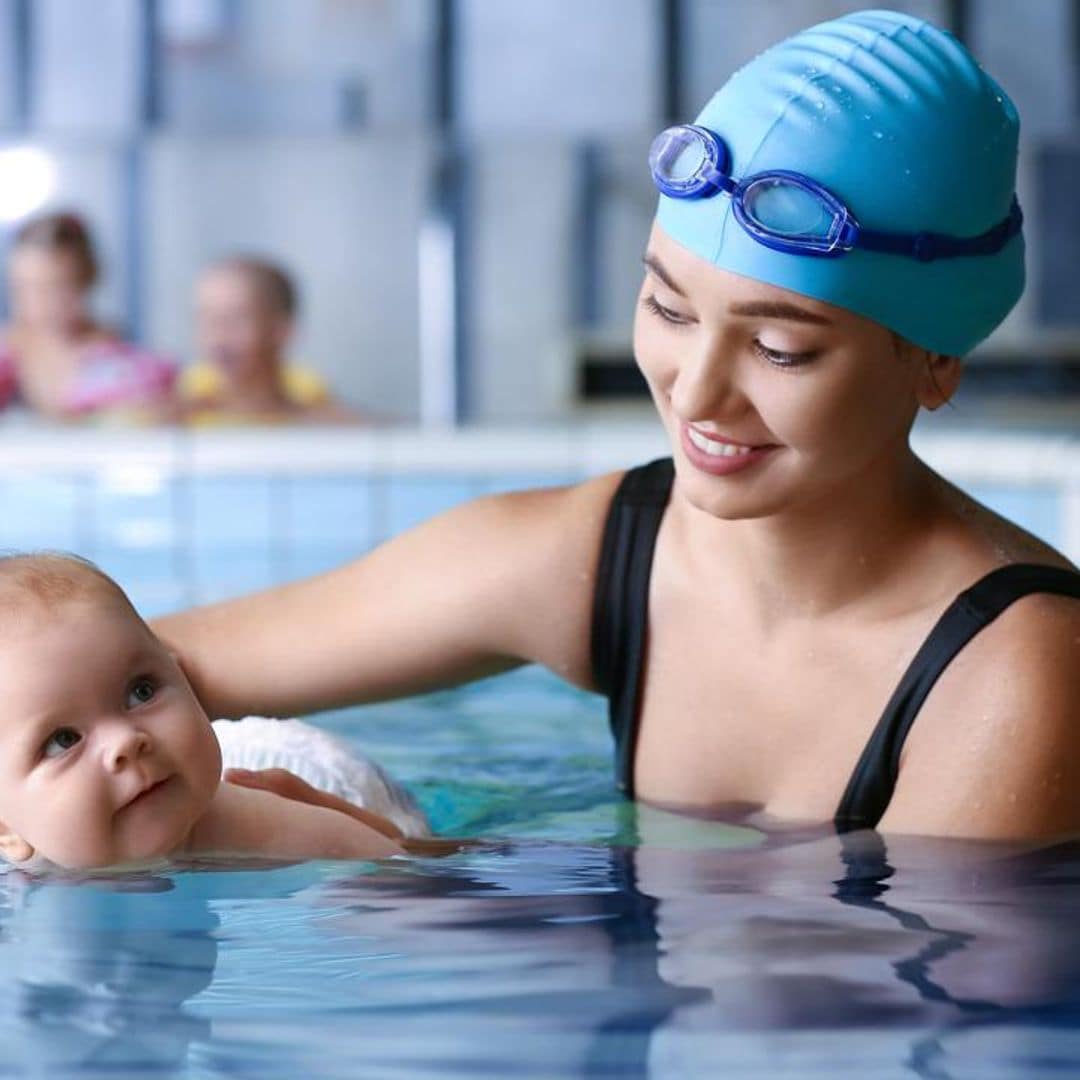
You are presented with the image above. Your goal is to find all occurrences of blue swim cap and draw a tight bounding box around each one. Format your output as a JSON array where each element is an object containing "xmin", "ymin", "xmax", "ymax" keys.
[{"xmin": 655, "ymin": 9, "xmax": 1024, "ymax": 356}]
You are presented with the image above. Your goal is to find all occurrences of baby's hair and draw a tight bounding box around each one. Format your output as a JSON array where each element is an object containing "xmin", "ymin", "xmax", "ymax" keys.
[
  {"xmin": 0, "ymin": 552, "xmax": 137, "ymax": 618},
  {"xmin": 13, "ymin": 211, "xmax": 99, "ymax": 289},
  {"xmin": 206, "ymin": 255, "xmax": 298, "ymax": 319}
]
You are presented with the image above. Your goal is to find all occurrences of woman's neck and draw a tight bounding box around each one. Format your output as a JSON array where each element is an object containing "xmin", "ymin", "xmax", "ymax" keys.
[{"xmin": 668, "ymin": 442, "xmax": 948, "ymax": 625}]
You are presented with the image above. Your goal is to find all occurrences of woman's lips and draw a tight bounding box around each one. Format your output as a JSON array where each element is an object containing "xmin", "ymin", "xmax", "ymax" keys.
[{"xmin": 679, "ymin": 422, "xmax": 778, "ymax": 476}]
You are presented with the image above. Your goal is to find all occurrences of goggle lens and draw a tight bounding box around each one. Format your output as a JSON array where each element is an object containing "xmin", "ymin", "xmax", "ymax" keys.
[
  {"xmin": 740, "ymin": 176, "xmax": 836, "ymax": 242},
  {"xmin": 649, "ymin": 128, "xmax": 712, "ymax": 188}
]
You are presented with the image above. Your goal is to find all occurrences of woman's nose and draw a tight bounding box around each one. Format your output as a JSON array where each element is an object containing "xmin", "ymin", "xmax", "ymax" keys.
[
  {"xmin": 102, "ymin": 726, "xmax": 151, "ymax": 772},
  {"xmin": 667, "ymin": 337, "xmax": 744, "ymax": 422}
]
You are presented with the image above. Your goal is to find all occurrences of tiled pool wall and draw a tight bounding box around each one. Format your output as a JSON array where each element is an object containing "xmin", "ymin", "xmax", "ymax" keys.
[{"xmin": 0, "ymin": 426, "xmax": 1075, "ymax": 616}]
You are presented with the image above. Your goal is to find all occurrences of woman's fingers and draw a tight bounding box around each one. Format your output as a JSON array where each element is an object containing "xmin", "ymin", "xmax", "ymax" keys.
[
  {"xmin": 225, "ymin": 766, "xmax": 315, "ymax": 802},
  {"xmin": 224, "ymin": 767, "xmax": 405, "ymax": 840}
]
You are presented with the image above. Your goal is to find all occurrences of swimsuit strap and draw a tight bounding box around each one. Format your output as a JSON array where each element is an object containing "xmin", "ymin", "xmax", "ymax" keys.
[
  {"xmin": 591, "ymin": 458, "xmax": 675, "ymax": 796},
  {"xmin": 834, "ymin": 563, "xmax": 1080, "ymax": 832}
]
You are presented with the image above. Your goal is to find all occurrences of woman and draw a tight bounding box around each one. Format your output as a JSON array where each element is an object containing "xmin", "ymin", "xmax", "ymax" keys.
[
  {"xmin": 0, "ymin": 212, "xmax": 176, "ymax": 421},
  {"xmin": 155, "ymin": 11, "xmax": 1079, "ymax": 841}
]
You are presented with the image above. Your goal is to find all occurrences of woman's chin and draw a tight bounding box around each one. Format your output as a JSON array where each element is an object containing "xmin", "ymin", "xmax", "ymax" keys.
[{"xmin": 673, "ymin": 459, "xmax": 791, "ymax": 522}]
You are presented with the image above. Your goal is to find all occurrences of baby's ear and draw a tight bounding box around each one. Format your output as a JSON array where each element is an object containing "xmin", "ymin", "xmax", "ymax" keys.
[{"xmin": 0, "ymin": 827, "xmax": 34, "ymax": 864}]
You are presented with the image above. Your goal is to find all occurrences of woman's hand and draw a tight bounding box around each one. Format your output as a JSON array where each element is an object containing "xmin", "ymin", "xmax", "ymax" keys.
[
  {"xmin": 224, "ymin": 767, "xmax": 469, "ymax": 856},
  {"xmin": 225, "ymin": 767, "xmax": 404, "ymax": 839}
]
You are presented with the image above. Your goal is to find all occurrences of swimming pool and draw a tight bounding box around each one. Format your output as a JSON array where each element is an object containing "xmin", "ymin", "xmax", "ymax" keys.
[
  {"xmin": 5, "ymin": 673, "xmax": 1080, "ymax": 1078},
  {"xmin": 0, "ymin": 421, "xmax": 1077, "ymax": 1077}
]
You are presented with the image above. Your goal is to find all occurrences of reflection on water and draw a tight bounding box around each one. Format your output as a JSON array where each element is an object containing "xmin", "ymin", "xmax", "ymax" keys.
[{"xmin": 2, "ymin": 820, "xmax": 1080, "ymax": 1079}]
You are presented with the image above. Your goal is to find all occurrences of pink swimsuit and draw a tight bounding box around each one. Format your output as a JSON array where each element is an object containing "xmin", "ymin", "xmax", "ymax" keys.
[{"xmin": 0, "ymin": 339, "xmax": 177, "ymax": 417}]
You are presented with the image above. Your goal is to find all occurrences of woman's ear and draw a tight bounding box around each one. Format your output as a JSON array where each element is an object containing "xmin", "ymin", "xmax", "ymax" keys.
[
  {"xmin": 0, "ymin": 827, "xmax": 35, "ymax": 864},
  {"xmin": 916, "ymin": 352, "xmax": 962, "ymax": 410}
]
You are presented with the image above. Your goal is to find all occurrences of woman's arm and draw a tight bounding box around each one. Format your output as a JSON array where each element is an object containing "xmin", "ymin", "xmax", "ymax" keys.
[
  {"xmin": 879, "ymin": 593, "xmax": 1080, "ymax": 840},
  {"xmin": 152, "ymin": 472, "xmax": 621, "ymax": 719}
]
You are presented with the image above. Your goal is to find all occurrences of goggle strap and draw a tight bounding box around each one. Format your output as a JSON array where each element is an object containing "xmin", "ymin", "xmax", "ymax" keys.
[{"xmin": 857, "ymin": 198, "xmax": 1023, "ymax": 262}]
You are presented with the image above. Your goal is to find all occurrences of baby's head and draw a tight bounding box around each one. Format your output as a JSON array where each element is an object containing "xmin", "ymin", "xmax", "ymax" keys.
[
  {"xmin": 195, "ymin": 256, "xmax": 297, "ymax": 382},
  {"xmin": 0, "ymin": 554, "xmax": 221, "ymax": 871}
]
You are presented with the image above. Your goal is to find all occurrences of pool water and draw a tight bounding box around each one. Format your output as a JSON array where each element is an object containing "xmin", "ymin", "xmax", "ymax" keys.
[{"xmin": 3, "ymin": 666, "xmax": 1080, "ymax": 1079}]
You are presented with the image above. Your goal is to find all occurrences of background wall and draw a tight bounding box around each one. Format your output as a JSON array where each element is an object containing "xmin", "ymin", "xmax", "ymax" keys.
[{"xmin": 0, "ymin": 0, "xmax": 1076, "ymax": 421}]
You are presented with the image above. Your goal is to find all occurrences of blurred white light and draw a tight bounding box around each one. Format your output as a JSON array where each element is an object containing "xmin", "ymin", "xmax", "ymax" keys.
[
  {"xmin": 102, "ymin": 464, "xmax": 166, "ymax": 496},
  {"xmin": 0, "ymin": 148, "xmax": 57, "ymax": 224}
]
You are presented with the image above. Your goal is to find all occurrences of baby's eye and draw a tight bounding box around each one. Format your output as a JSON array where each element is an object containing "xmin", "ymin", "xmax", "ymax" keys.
[
  {"xmin": 127, "ymin": 677, "xmax": 157, "ymax": 708},
  {"xmin": 43, "ymin": 727, "xmax": 82, "ymax": 759}
]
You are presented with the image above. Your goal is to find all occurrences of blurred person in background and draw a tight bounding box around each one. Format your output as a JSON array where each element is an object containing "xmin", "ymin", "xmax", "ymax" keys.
[
  {"xmin": 0, "ymin": 211, "xmax": 177, "ymax": 423},
  {"xmin": 182, "ymin": 256, "xmax": 355, "ymax": 425}
]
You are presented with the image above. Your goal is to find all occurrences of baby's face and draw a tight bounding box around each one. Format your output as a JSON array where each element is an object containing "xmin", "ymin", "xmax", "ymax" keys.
[{"xmin": 0, "ymin": 597, "xmax": 221, "ymax": 869}]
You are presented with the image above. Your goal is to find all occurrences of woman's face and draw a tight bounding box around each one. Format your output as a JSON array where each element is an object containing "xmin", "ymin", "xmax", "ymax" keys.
[
  {"xmin": 7, "ymin": 246, "xmax": 90, "ymax": 335},
  {"xmin": 634, "ymin": 223, "xmax": 930, "ymax": 522}
]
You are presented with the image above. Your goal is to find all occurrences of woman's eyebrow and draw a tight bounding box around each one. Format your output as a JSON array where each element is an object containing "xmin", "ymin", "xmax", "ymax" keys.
[
  {"xmin": 728, "ymin": 300, "xmax": 832, "ymax": 325},
  {"xmin": 643, "ymin": 254, "xmax": 832, "ymax": 325},
  {"xmin": 642, "ymin": 253, "xmax": 686, "ymax": 297}
]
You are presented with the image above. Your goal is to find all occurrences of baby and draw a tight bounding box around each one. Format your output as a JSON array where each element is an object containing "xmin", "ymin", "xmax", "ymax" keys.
[{"xmin": 0, "ymin": 553, "xmax": 422, "ymax": 873}]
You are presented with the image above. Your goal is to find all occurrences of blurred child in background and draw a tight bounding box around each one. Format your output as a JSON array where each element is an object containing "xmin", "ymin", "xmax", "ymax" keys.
[
  {"xmin": 183, "ymin": 256, "xmax": 354, "ymax": 425},
  {"xmin": 0, "ymin": 211, "xmax": 176, "ymax": 422}
]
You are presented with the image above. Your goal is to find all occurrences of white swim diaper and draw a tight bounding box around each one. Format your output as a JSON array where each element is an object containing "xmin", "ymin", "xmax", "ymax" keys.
[{"xmin": 213, "ymin": 717, "xmax": 430, "ymax": 838}]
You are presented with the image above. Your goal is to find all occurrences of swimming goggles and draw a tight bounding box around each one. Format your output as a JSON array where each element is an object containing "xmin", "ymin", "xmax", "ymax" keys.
[{"xmin": 649, "ymin": 124, "xmax": 1023, "ymax": 261}]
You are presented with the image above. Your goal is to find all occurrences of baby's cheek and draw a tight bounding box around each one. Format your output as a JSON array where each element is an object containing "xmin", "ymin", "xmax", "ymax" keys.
[{"xmin": 32, "ymin": 817, "xmax": 116, "ymax": 869}]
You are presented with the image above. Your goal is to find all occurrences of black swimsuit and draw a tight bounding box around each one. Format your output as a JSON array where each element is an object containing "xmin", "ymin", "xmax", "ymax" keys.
[{"xmin": 590, "ymin": 457, "xmax": 1080, "ymax": 832}]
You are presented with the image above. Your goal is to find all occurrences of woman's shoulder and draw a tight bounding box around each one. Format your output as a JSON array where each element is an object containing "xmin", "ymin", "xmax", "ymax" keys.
[
  {"xmin": 882, "ymin": 562, "xmax": 1079, "ymax": 838},
  {"xmin": 930, "ymin": 479, "xmax": 1078, "ymax": 652},
  {"xmin": 934, "ymin": 471, "xmax": 1071, "ymax": 567}
]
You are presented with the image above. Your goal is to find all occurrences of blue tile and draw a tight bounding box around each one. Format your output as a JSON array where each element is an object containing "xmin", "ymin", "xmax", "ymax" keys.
[
  {"xmin": 286, "ymin": 545, "xmax": 369, "ymax": 580},
  {"xmin": 94, "ymin": 546, "xmax": 177, "ymax": 584},
  {"xmin": 478, "ymin": 471, "xmax": 579, "ymax": 495},
  {"xmin": 122, "ymin": 580, "xmax": 193, "ymax": 618},
  {"xmin": 285, "ymin": 475, "xmax": 375, "ymax": 549},
  {"xmin": 383, "ymin": 475, "xmax": 478, "ymax": 538},
  {"xmin": 191, "ymin": 547, "xmax": 275, "ymax": 598},
  {"xmin": 190, "ymin": 477, "xmax": 278, "ymax": 549},
  {"xmin": 91, "ymin": 476, "xmax": 177, "ymax": 549},
  {"xmin": 0, "ymin": 475, "xmax": 85, "ymax": 551}
]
